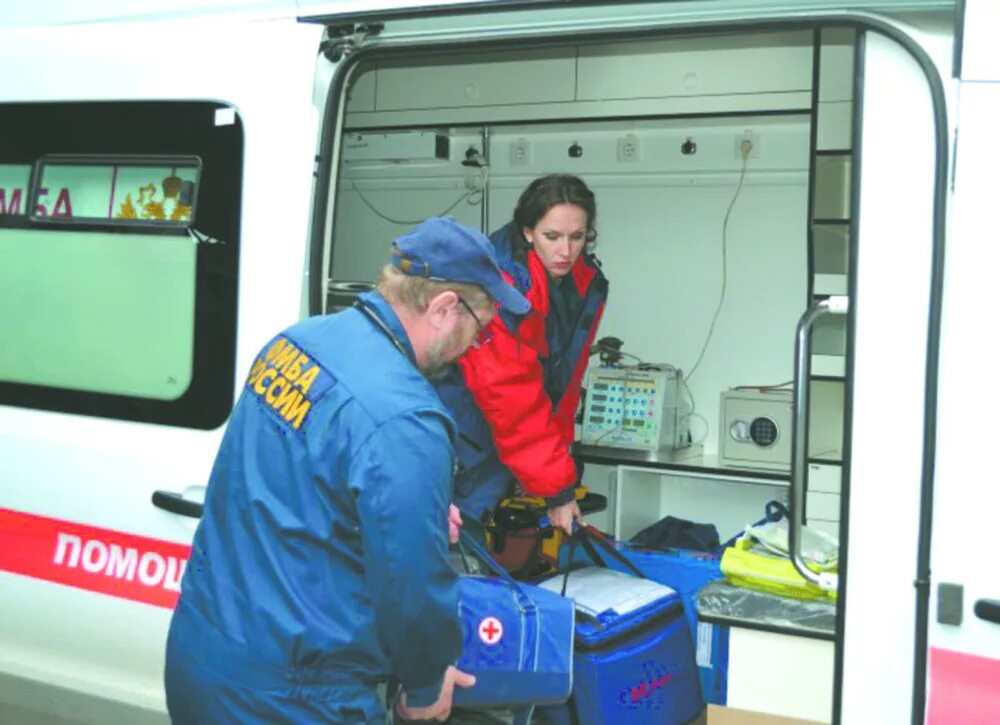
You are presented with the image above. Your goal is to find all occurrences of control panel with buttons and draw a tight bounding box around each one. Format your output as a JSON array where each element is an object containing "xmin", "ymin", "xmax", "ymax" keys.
[{"xmin": 580, "ymin": 365, "xmax": 690, "ymax": 451}]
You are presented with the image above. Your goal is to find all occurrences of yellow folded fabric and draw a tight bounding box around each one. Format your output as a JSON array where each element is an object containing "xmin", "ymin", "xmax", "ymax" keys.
[{"xmin": 721, "ymin": 536, "xmax": 837, "ymax": 601}]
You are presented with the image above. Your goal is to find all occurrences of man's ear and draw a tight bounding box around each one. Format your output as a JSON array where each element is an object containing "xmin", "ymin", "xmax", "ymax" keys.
[{"xmin": 425, "ymin": 290, "xmax": 459, "ymax": 330}]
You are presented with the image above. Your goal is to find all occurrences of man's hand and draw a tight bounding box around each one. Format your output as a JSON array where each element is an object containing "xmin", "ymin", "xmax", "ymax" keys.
[
  {"xmin": 396, "ymin": 665, "xmax": 476, "ymax": 722},
  {"xmin": 448, "ymin": 504, "xmax": 462, "ymax": 545},
  {"xmin": 547, "ymin": 500, "xmax": 585, "ymax": 536}
]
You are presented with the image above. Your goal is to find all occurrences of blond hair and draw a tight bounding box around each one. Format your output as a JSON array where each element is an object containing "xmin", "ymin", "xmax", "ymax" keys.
[{"xmin": 376, "ymin": 265, "xmax": 491, "ymax": 314}]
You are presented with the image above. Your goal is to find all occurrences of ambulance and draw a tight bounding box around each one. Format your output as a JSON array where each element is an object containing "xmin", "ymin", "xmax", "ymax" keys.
[{"xmin": 0, "ymin": 0, "xmax": 996, "ymax": 722}]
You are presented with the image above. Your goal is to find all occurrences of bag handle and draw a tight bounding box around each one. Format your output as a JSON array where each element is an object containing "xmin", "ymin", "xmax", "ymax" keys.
[
  {"xmin": 719, "ymin": 499, "xmax": 789, "ymax": 550},
  {"xmin": 560, "ymin": 525, "xmax": 646, "ymax": 597},
  {"xmin": 457, "ymin": 529, "xmax": 537, "ymax": 611}
]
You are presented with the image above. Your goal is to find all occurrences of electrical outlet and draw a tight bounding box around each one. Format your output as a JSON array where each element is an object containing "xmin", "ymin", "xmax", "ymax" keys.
[
  {"xmin": 510, "ymin": 137, "xmax": 531, "ymax": 165},
  {"xmin": 617, "ymin": 134, "xmax": 641, "ymax": 163},
  {"xmin": 734, "ymin": 131, "xmax": 761, "ymax": 159}
]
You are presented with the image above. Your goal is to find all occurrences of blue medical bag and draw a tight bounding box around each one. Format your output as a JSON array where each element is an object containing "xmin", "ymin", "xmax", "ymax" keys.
[
  {"xmin": 452, "ymin": 531, "xmax": 575, "ymax": 710},
  {"xmin": 540, "ymin": 528, "xmax": 704, "ymax": 725},
  {"xmin": 561, "ymin": 534, "xmax": 727, "ymax": 704}
]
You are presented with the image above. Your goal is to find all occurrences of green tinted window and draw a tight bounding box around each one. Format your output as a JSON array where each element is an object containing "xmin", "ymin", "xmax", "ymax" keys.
[
  {"xmin": 0, "ymin": 229, "xmax": 196, "ymax": 399},
  {"xmin": 0, "ymin": 102, "xmax": 242, "ymax": 429}
]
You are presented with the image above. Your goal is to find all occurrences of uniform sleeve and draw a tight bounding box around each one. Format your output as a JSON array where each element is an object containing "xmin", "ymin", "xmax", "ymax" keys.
[
  {"xmin": 351, "ymin": 411, "xmax": 462, "ymax": 707},
  {"xmin": 458, "ymin": 317, "xmax": 577, "ymax": 498}
]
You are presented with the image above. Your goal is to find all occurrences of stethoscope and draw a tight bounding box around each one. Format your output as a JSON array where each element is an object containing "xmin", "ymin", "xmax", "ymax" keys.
[{"xmin": 353, "ymin": 298, "xmax": 415, "ymax": 364}]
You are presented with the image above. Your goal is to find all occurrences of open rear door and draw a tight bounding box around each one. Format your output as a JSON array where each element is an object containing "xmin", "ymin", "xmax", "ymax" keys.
[{"xmin": 925, "ymin": 1, "xmax": 1000, "ymax": 721}]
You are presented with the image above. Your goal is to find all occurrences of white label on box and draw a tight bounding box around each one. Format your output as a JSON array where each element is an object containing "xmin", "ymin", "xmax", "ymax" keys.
[
  {"xmin": 696, "ymin": 621, "xmax": 714, "ymax": 668},
  {"xmin": 537, "ymin": 567, "xmax": 674, "ymax": 617}
]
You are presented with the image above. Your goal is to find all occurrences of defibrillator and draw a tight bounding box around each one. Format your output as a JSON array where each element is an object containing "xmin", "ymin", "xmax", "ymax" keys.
[{"xmin": 486, "ymin": 487, "xmax": 607, "ymax": 579}]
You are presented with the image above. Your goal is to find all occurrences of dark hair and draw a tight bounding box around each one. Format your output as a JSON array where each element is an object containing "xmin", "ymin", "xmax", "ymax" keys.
[{"xmin": 510, "ymin": 174, "xmax": 597, "ymax": 260}]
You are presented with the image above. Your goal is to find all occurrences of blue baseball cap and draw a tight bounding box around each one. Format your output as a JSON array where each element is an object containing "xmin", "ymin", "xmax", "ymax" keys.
[{"xmin": 391, "ymin": 217, "xmax": 531, "ymax": 315}]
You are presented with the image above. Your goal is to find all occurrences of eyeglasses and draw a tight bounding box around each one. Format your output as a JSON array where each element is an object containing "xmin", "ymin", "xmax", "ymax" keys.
[{"xmin": 456, "ymin": 296, "xmax": 494, "ymax": 347}]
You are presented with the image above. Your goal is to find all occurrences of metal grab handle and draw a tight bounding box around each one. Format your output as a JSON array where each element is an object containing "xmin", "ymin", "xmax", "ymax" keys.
[
  {"xmin": 152, "ymin": 490, "xmax": 205, "ymax": 519},
  {"xmin": 789, "ymin": 296, "xmax": 848, "ymax": 590}
]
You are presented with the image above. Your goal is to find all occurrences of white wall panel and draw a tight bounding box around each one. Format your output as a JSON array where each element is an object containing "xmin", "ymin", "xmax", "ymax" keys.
[
  {"xmin": 374, "ymin": 48, "xmax": 575, "ymax": 111},
  {"xmin": 331, "ymin": 116, "xmax": 810, "ymax": 458},
  {"xmin": 331, "ymin": 129, "xmax": 483, "ymax": 282},
  {"xmin": 578, "ymin": 31, "xmax": 813, "ymax": 101},
  {"xmin": 489, "ymin": 116, "xmax": 809, "ymax": 455}
]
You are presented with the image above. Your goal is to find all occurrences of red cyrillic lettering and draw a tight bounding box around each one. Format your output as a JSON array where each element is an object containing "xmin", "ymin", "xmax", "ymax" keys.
[
  {"xmin": 53, "ymin": 188, "xmax": 73, "ymax": 217},
  {"xmin": 0, "ymin": 188, "xmax": 22, "ymax": 215}
]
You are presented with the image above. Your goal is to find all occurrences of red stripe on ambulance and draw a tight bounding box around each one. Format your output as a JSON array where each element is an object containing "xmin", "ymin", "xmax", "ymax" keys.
[{"xmin": 0, "ymin": 508, "xmax": 191, "ymax": 609}]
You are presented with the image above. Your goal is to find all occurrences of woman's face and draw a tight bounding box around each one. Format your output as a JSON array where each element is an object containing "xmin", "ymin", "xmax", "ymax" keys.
[{"xmin": 523, "ymin": 203, "xmax": 589, "ymax": 279}]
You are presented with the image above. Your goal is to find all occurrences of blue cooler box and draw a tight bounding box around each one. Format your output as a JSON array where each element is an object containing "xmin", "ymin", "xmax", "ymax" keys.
[
  {"xmin": 561, "ymin": 542, "xmax": 727, "ymax": 704},
  {"xmin": 539, "ymin": 567, "xmax": 704, "ymax": 725},
  {"xmin": 618, "ymin": 546, "xmax": 727, "ymax": 705}
]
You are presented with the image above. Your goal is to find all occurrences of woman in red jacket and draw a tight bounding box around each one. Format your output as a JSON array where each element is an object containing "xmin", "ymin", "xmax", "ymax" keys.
[{"xmin": 435, "ymin": 174, "xmax": 608, "ymax": 536}]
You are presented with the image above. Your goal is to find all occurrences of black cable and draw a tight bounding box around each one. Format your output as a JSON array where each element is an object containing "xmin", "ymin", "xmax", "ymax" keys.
[
  {"xmin": 686, "ymin": 150, "xmax": 750, "ymax": 382},
  {"xmin": 350, "ymin": 179, "xmax": 482, "ymax": 226}
]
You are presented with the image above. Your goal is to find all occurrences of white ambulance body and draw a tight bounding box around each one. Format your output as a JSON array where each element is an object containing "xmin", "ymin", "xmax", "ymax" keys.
[{"xmin": 0, "ymin": 1, "xmax": 995, "ymax": 722}]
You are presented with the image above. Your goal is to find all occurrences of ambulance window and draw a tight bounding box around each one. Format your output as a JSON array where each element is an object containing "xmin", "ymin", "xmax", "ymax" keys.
[
  {"xmin": 29, "ymin": 157, "xmax": 201, "ymax": 227},
  {"xmin": 0, "ymin": 102, "xmax": 242, "ymax": 430}
]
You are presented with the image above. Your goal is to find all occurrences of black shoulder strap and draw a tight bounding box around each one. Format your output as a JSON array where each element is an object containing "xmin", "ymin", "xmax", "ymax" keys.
[{"xmin": 560, "ymin": 525, "xmax": 645, "ymax": 597}]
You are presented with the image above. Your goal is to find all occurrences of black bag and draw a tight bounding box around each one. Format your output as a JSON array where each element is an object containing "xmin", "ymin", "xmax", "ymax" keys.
[{"xmin": 629, "ymin": 515, "xmax": 720, "ymax": 552}]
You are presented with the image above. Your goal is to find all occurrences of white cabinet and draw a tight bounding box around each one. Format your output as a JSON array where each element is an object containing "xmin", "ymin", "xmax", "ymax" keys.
[
  {"xmin": 577, "ymin": 31, "xmax": 813, "ymax": 101},
  {"xmin": 374, "ymin": 48, "xmax": 576, "ymax": 111},
  {"xmin": 727, "ymin": 627, "xmax": 834, "ymax": 723},
  {"xmin": 805, "ymin": 29, "xmax": 853, "ymax": 546},
  {"xmin": 816, "ymin": 28, "xmax": 855, "ymax": 152},
  {"xmin": 611, "ymin": 461, "xmax": 788, "ymax": 543},
  {"xmin": 806, "ymin": 463, "xmax": 842, "ymax": 537},
  {"xmin": 807, "ymin": 381, "xmax": 845, "ymax": 462},
  {"xmin": 344, "ymin": 31, "xmax": 815, "ymax": 128}
]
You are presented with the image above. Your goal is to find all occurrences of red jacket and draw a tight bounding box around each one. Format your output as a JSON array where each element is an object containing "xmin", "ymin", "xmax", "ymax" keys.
[{"xmin": 456, "ymin": 246, "xmax": 607, "ymax": 499}]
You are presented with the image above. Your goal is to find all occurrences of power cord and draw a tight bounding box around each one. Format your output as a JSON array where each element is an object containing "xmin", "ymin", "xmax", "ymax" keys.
[
  {"xmin": 349, "ymin": 177, "xmax": 484, "ymax": 226},
  {"xmin": 685, "ymin": 139, "xmax": 752, "ymax": 383},
  {"xmin": 733, "ymin": 380, "xmax": 794, "ymax": 392}
]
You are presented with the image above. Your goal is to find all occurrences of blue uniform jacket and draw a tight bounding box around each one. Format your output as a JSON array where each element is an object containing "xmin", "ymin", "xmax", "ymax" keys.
[{"xmin": 171, "ymin": 291, "xmax": 462, "ymax": 714}]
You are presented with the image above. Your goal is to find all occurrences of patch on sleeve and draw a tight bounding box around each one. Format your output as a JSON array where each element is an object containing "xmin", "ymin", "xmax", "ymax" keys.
[{"xmin": 244, "ymin": 336, "xmax": 334, "ymax": 432}]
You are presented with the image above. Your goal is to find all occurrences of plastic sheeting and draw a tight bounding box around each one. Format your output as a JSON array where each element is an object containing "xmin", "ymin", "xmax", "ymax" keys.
[{"xmin": 695, "ymin": 579, "xmax": 836, "ymax": 636}]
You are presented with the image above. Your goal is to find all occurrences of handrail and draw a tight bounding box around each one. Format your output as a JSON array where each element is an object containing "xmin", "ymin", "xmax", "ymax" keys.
[{"xmin": 789, "ymin": 295, "xmax": 848, "ymax": 591}]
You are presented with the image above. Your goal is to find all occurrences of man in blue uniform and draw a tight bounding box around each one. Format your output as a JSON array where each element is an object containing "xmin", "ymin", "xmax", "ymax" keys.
[{"xmin": 164, "ymin": 217, "xmax": 530, "ymax": 724}]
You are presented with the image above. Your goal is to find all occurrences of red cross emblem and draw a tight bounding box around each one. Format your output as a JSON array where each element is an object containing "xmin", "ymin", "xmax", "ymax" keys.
[{"xmin": 479, "ymin": 616, "xmax": 503, "ymax": 645}]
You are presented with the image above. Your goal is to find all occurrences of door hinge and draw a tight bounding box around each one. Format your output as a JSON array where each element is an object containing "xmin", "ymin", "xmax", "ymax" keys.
[{"xmin": 321, "ymin": 22, "xmax": 384, "ymax": 62}]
